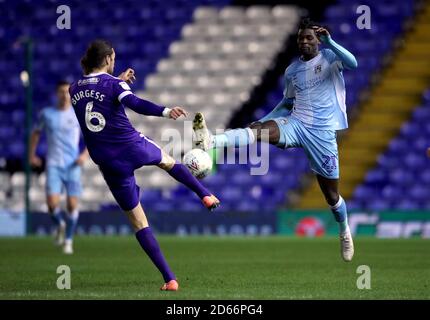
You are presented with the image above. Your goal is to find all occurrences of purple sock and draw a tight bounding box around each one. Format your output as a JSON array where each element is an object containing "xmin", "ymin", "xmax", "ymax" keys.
[
  {"xmin": 168, "ymin": 163, "xmax": 211, "ymax": 199},
  {"xmin": 135, "ymin": 227, "xmax": 175, "ymax": 282}
]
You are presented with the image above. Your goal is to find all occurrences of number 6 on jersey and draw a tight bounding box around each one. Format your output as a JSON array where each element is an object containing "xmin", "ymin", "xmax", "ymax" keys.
[{"xmin": 85, "ymin": 101, "xmax": 106, "ymax": 132}]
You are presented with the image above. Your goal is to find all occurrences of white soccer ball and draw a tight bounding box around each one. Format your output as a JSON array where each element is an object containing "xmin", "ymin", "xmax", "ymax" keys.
[{"xmin": 183, "ymin": 148, "xmax": 213, "ymax": 179}]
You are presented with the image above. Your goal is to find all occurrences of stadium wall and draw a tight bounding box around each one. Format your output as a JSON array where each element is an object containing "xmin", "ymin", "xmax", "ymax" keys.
[
  {"xmin": 278, "ymin": 210, "xmax": 430, "ymax": 238},
  {"xmin": 1, "ymin": 210, "xmax": 429, "ymax": 238}
]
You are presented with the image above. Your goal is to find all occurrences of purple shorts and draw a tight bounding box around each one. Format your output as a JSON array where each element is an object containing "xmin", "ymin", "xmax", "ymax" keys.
[{"xmin": 98, "ymin": 136, "xmax": 162, "ymax": 211}]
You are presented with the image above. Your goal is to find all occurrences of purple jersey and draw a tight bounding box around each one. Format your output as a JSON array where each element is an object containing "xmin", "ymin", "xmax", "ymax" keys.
[{"xmin": 69, "ymin": 72, "xmax": 141, "ymax": 164}]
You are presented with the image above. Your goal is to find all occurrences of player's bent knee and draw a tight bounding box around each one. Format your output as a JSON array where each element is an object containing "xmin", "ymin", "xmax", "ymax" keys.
[
  {"xmin": 325, "ymin": 192, "xmax": 340, "ymax": 206},
  {"xmin": 66, "ymin": 197, "xmax": 79, "ymax": 213},
  {"xmin": 125, "ymin": 203, "xmax": 149, "ymax": 232},
  {"xmin": 66, "ymin": 204, "xmax": 78, "ymax": 213},
  {"xmin": 131, "ymin": 220, "xmax": 147, "ymax": 232},
  {"xmin": 47, "ymin": 196, "xmax": 60, "ymax": 212},
  {"xmin": 250, "ymin": 122, "xmax": 270, "ymax": 141},
  {"xmin": 260, "ymin": 120, "xmax": 280, "ymax": 144},
  {"xmin": 158, "ymin": 152, "xmax": 176, "ymax": 171},
  {"xmin": 249, "ymin": 122, "xmax": 262, "ymax": 131}
]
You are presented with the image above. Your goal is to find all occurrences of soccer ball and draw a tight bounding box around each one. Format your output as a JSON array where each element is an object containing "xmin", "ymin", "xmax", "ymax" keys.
[{"xmin": 183, "ymin": 149, "xmax": 213, "ymax": 179}]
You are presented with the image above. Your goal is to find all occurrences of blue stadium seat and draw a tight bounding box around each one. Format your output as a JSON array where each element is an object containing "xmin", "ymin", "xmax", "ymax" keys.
[
  {"xmin": 0, "ymin": 0, "xmax": 228, "ymax": 164},
  {"xmin": 354, "ymin": 85, "xmax": 430, "ymax": 209}
]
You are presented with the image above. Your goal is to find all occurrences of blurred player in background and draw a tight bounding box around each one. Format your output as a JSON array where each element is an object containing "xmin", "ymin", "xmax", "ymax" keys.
[
  {"xmin": 70, "ymin": 39, "xmax": 220, "ymax": 291},
  {"xmin": 29, "ymin": 80, "xmax": 88, "ymax": 255},
  {"xmin": 194, "ymin": 18, "xmax": 357, "ymax": 262}
]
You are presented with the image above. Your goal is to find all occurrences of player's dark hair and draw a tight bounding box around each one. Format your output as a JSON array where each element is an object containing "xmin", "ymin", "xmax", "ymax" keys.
[
  {"xmin": 56, "ymin": 80, "xmax": 69, "ymax": 89},
  {"xmin": 298, "ymin": 18, "xmax": 321, "ymax": 31},
  {"xmin": 80, "ymin": 39, "xmax": 114, "ymax": 74}
]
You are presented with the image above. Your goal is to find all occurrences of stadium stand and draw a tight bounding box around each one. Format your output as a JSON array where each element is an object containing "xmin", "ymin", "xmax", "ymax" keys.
[
  {"xmin": 350, "ymin": 88, "xmax": 430, "ymax": 210},
  {"xmin": 1, "ymin": 0, "xmax": 423, "ymax": 213},
  {"xmin": 0, "ymin": 0, "xmax": 231, "ymax": 211},
  {"xmin": 129, "ymin": 5, "xmax": 302, "ymax": 212}
]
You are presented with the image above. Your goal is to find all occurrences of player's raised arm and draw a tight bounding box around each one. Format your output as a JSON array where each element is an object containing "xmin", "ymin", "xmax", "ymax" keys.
[
  {"xmin": 121, "ymin": 94, "xmax": 188, "ymax": 119},
  {"xmin": 313, "ymin": 26, "xmax": 358, "ymax": 69},
  {"xmin": 116, "ymin": 69, "xmax": 188, "ymax": 120}
]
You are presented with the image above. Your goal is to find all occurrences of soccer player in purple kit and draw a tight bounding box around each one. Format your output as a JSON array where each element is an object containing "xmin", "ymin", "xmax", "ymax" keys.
[{"xmin": 70, "ymin": 39, "xmax": 220, "ymax": 291}]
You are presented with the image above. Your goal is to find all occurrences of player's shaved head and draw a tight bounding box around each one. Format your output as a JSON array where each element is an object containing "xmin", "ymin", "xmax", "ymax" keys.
[{"xmin": 81, "ymin": 39, "xmax": 114, "ymax": 75}]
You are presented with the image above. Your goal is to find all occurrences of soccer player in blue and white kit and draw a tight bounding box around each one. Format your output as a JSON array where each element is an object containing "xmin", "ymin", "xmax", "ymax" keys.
[
  {"xmin": 29, "ymin": 80, "xmax": 88, "ymax": 255},
  {"xmin": 193, "ymin": 19, "xmax": 357, "ymax": 261},
  {"xmin": 70, "ymin": 40, "xmax": 220, "ymax": 291}
]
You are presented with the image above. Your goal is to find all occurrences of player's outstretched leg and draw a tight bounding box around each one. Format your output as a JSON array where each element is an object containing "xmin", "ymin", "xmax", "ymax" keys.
[
  {"xmin": 167, "ymin": 163, "xmax": 220, "ymax": 211},
  {"xmin": 193, "ymin": 113, "xmax": 282, "ymax": 150},
  {"xmin": 47, "ymin": 195, "xmax": 65, "ymax": 246},
  {"xmin": 193, "ymin": 112, "xmax": 255, "ymax": 150},
  {"xmin": 317, "ymin": 175, "xmax": 354, "ymax": 262},
  {"xmin": 126, "ymin": 203, "xmax": 179, "ymax": 291},
  {"xmin": 63, "ymin": 196, "xmax": 80, "ymax": 255},
  {"xmin": 158, "ymin": 151, "xmax": 220, "ymax": 211}
]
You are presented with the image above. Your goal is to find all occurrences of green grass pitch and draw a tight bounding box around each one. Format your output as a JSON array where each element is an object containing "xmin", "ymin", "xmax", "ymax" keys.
[{"xmin": 0, "ymin": 236, "xmax": 429, "ymax": 299}]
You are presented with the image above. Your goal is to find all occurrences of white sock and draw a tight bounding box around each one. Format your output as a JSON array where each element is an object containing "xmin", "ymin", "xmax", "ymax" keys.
[{"xmin": 213, "ymin": 128, "xmax": 255, "ymax": 148}]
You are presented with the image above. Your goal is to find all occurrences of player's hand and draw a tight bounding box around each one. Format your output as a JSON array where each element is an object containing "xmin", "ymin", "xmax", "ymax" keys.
[
  {"xmin": 313, "ymin": 26, "xmax": 330, "ymax": 43},
  {"xmin": 29, "ymin": 155, "xmax": 42, "ymax": 167},
  {"xmin": 75, "ymin": 153, "xmax": 88, "ymax": 166},
  {"xmin": 118, "ymin": 68, "xmax": 136, "ymax": 84},
  {"xmin": 169, "ymin": 106, "xmax": 188, "ymax": 120}
]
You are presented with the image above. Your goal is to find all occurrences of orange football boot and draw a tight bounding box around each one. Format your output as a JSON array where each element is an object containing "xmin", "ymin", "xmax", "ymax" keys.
[
  {"xmin": 160, "ymin": 279, "xmax": 179, "ymax": 291},
  {"xmin": 202, "ymin": 195, "xmax": 220, "ymax": 211}
]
